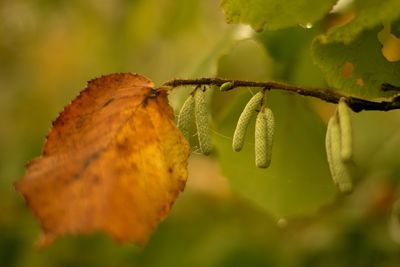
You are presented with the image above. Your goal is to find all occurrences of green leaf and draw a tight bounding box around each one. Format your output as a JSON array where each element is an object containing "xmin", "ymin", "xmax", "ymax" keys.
[
  {"xmin": 312, "ymin": 26, "xmax": 400, "ymax": 99},
  {"xmin": 220, "ymin": 0, "xmax": 337, "ymax": 31},
  {"xmin": 257, "ymin": 26, "xmax": 326, "ymax": 86},
  {"xmin": 352, "ymin": 110, "xmax": 400, "ymax": 180},
  {"xmin": 257, "ymin": 26, "xmax": 318, "ymax": 81},
  {"xmin": 212, "ymin": 90, "xmax": 336, "ymax": 218},
  {"xmin": 327, "ymin": 0, "xmax": 400, "ymax": 43},
  {"xmin": 311, "ymin": 1, "xmax": 400, "ymax": 98},
  {"xmin": 217, "ymin": 39, "xmax": 273, "ymax": 80}
]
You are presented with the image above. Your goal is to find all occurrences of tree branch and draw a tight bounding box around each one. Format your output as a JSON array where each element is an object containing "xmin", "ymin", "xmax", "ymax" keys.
[{"xmin": 163, "ymin": 78, "xmax": 400, "ymax": 113}]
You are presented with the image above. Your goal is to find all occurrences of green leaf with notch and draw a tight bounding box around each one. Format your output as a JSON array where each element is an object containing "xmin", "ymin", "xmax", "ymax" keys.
[
  {"xmin": 312, "ymin": 26, "xmax": 400, "ymax": 99},
  {"xmin": 326, "ymin": 0, "xmax": 400, "ymax": 44}
]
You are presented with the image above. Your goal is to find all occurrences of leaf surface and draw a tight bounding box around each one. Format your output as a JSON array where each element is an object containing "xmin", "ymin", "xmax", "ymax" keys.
[
  {"xmin": 313, "ymin": 27, "xmax": 400, "ymax": 99},
  {"xmin": 213, "ymin": 90, "xmax": 336, "ymax": 218},
  {"xmin": 311, "ymin": 0, "xmax": 400, "ymax": 99},
  {"xmin": 327, "ymin": 0, "xmax": 400, "ymax": 43},
  {"xmin": 220, "ymin": 0, "xmax": 336, "ymax": 31},
  {"xmin": 15, "ymin": 73, "xmax": 189, "ymax": 246}
]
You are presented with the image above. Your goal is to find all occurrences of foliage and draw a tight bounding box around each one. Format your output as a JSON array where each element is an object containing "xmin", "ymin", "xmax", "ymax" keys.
[
  {"xmin": 221, "ymin": 0, "xmax": 337, "ymax": 31},
  {"xmin": 2, "ymin": 0, "xmax": 400, "ymax": 266}
]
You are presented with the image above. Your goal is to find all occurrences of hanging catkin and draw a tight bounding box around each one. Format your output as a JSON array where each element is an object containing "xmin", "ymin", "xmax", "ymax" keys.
[
  {"xmin": 325, "ymin": 114, "xmax": 353, "ymax": 194},
  {"xmin": 194, "ymin": 88, "xmax": 212, "ymax": 155},
  {"xmin": 255, "ymin": 107, "xmax": 274, "ymax": 168},
  {"xmin": 338, "ymin": 98, "xmax": 353, "ymax": 162},
  {"xmin": 232, "ymin": 91, "xmax": 264, "ymax": 152},
  {"xmin": 177, "ymin": 95, "xmax": 194, "ymax": 141}
]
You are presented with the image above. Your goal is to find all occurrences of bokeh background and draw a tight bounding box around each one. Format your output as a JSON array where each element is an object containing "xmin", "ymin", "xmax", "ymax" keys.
[{"xmin": 1, "ymin": 0, "xmax": 400, "ymax": 266}]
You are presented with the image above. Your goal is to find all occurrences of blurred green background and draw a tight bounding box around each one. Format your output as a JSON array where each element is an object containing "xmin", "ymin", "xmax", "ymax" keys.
[{"xmin": 1, "ymin": 0, "xmax": 400, "ymax": 266}]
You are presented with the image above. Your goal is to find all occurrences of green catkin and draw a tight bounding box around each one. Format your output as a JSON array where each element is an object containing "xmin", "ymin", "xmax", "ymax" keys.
[
  {"xmin": 194, "ymin": 88, "xmax": 212, "ymax": 155},
  {"xmin": 255, "ymin": 107, "xmax": 274, "ymax": 168},
  {"xmin": 325, "ymin": 114, "xmax": 353, "ymax": 194},
  {"xmin": 177, "ymin": 95, "xmax": 195, "ymax": 141},
  {"xmin": 220, "ymin": 81, "xmax": 234, "ymax": 91},
  {"xmin": 232, "ymin": 91, "xmax": 264, "ymax": 152},
  {"xmin": 338, "ymin": 98, "xmax": 353, "ymax": 162}
]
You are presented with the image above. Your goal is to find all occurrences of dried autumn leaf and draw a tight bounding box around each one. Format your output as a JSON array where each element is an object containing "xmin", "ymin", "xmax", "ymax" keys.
[{"xmin": 15, "ymin": 73, "xmax": 190, "ymax": 247}]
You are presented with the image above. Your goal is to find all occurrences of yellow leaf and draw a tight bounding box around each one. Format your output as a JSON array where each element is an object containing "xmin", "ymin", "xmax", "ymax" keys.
[{"xmin": 15, "ymin": 73, "xmax": 190, "ymax": 247}]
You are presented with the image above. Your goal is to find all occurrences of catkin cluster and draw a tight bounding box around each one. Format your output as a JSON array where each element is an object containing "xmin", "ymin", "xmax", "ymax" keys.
[
  {"xmin": 232, "ymin": 91, "xmax": 275, "ymax": 168},
  {"xmin": 325, "ymin": 98, "xmax": 353, "ymax": 194},
  {"xmin": 177, "ymin": 87, "xmax": 212, "ymax": 155},
  {"xmin": 174, "ymin": 81, "xmax": 365, "ymax": 196},
  {"xmin": 176, "ymin": 86, "xmax": 275, "ymax": 168}
]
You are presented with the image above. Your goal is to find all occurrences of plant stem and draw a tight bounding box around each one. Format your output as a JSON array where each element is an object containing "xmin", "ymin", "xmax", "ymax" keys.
[{"xmin": 163, "ymin": 78, "xmax": 400, "ymax": 113}]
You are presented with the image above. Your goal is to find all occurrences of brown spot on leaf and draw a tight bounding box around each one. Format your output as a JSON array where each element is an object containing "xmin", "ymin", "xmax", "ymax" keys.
[
  {"xmin": 324, "ymin": 11, "xmax": 355, "ymax": 31},
  {"xmin": 341, "ymin": 62, "xmax": 353, "ymax": 78},
  {"xmin": 92, "ymin": 175, "xmax": 100, "ymax": 184},
  {"xmin": 356, "ymin": 78, "xmax": 364, "ymax": 87}
]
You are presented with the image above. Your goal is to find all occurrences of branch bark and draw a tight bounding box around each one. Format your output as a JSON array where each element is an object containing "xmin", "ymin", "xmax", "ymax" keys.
[{"xmin": 163, "ymin": 78, "xmax": 400, "ymax": 113}]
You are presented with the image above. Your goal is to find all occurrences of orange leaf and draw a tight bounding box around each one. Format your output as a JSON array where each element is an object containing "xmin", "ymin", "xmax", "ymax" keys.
[{"xmin": 15, "ymin": 73, "xmax": 190, "ymax": 247}]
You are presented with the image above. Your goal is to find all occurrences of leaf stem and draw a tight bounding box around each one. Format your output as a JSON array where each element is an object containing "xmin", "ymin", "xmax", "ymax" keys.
[{"xmin": 163, "ymin": 78, "xmax": 400, "ymax": 113}]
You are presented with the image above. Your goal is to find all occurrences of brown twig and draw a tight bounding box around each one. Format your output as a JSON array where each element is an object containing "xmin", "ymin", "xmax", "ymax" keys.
[{"xmin": 163, "ymin": 78, "xmax": 400, "ymax": 113}]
